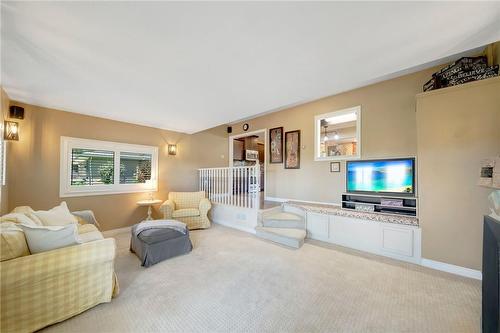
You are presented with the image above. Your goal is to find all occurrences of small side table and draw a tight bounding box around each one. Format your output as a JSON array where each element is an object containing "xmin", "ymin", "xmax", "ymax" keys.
[{"xmin": 137, "ymin": 199, "xmax": 163, "ymax": 221}]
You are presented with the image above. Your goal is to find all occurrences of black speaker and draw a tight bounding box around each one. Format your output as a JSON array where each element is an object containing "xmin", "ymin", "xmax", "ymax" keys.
[
  {"xmin": 9, "ymin": 106, "xmax": 24, "ymax": 119},
  {"xmin": 227, "ymin": 126, "xmax": 232, "ymax": 134}
]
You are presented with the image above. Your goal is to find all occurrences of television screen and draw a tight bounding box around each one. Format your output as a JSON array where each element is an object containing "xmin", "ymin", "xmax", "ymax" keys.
[{"xmin": 346, "ymin": 158, "xmax": 415, "ymax": 195}]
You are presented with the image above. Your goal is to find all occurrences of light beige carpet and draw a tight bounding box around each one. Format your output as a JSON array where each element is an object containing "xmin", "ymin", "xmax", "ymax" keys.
[{"xmin": 42, "ymin": 224, "xmax": 481, "ymax": 333}]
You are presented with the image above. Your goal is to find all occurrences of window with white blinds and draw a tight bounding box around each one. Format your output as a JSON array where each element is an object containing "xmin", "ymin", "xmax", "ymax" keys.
[{"xmin": 60, "ymin": 137, "xmax": 158, "ymax": 197}]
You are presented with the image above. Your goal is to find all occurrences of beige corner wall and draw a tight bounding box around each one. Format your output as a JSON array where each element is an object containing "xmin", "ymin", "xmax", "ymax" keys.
[
  {"xmin": 416, "ymin": 77, "xmax": 500, "ymax": 270},
  {"xmin": 1, "ymin": 88, "xmax": 10, "ymax": 215},
  {"xmin": 230, "ymin": 66, "xmax": 439, "ymax": 203},
  {"xmin": 6, "ymin": 102, "xmax": 228, "ymax": 230},
  {"xmin": 229, "ymin": 62, "xmax": 499, "ymax": 271}
]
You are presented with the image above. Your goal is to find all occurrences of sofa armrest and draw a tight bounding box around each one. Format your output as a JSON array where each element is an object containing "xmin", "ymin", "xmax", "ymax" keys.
[
  {"xmin": 73, "ymin": 210, "xmax": 101, "ymax": 229},
  {"xmin": 160, "ymin": 200, "xmax": 175, "ymax": 219},
  {"xmin": 199, "ymin": 198, "xmax": 212, "ymax": 216},
  {"xmin": 0, "ymin": 238, "xmax": 116, "ymax": 289}
]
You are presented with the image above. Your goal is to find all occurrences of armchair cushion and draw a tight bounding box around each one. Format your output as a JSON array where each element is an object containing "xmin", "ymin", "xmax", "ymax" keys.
[{"xmin": 172, "ymin": 208, "xmax": 200, "ymax": 218}]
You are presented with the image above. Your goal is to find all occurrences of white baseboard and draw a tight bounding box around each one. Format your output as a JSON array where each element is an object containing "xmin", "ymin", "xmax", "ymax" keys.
[
  {"xmin": 102, "ymin": 226, "xmax": 132, "ymax": 237},
  {"xmin": 421, "ymin": 258, "xmax": 482, "ymax": 280},
  {"xmin": 265, "ymin": 196, "xmax": 340, "ymax": 206},
  {"xmin": 212, "ymin": 219, "xmax": 256, "ymax": 234},
  {"xmin": 264, "ymin": 196, "xmax": 288, "ymax": 203}
]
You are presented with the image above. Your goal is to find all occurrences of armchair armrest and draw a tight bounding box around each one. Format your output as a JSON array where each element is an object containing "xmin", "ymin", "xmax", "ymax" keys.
[
  {"xmin": 73, "ymin": 210, "xmax": 101, "ymax": 229},
  {"xmin": 199, "ymin": 198, "xmax": 212, "ymax": 216},
  {"xmin": 160, "ymin": 200, "xmax": 175, "ymax": 219}
]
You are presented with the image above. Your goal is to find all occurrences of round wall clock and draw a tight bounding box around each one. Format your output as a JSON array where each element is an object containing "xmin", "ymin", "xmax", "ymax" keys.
[{"xmin": 243, "ymin": 123, "xmax": 249, "ymax": 131}]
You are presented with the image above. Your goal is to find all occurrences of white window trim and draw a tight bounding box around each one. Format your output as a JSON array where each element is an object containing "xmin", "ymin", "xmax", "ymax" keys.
[
  {"xmin": 314, "ymin": 105, "xmax": 362, "ymax": 161},
  {"xmin": 60, "ymin": 136, "xmax": 158, "ymax": 198}
]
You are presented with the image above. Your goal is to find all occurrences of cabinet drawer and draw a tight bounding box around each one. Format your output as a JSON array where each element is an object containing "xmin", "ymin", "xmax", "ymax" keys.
[
  {"xmin": 306, "ymin": 212, "xmax": 329, "ymax": 240},
  {"xmin": 381, "ymin": 226, "xmax": 413, "ymax": 257}
]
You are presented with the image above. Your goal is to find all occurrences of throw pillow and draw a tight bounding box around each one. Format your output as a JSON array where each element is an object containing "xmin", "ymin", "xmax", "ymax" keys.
[
  {"xmin": 19, "ymin": 223, "xmax": 80, "ymax": 254},
  {"xmin": 0, "ymin": 213, "xmax": 39, "ymax": 226},
  {"xmin": 33, "ymin": 202, "xmax": 78, "ymax": 226},
  {"xmin": 11, "ymin": 206, "xmax": 43, "ymax": 225},
  {"xmin": 0, "ymin": 222, "xmax": 30, "ymax": 261}
]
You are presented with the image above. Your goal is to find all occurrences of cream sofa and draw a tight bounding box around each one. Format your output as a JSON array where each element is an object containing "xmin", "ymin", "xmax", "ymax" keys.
[
  {"xmin": 160, "ymin": 191, "xmax": 211, "ymax": 229},
  {"xmin": 0, "ymin": 207, "xmax": 118, "ymax": 333}
]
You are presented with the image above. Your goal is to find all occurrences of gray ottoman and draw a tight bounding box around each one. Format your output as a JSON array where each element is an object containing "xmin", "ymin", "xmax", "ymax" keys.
[{"xmin": 130, "ymin": 224, "xmax": 193, "ymax": 267}]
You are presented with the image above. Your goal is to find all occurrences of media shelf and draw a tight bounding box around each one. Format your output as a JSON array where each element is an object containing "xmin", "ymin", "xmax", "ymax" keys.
[{"xmin": 341, "ymin": 193, "xmax": 417, "ymax": 217}]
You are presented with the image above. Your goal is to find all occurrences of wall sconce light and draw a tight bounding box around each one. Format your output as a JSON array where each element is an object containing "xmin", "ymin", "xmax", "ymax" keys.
[
  {"xmin": 168, "ymin": 144, "xmax": 177, "ymax": 155},
  {"xmin": 9, "ymin": 106, "xmax": 25, "ymax": 119},
  {"xmin": 4, "ymin": 121, "xmax": 19, "ymax": 141}
]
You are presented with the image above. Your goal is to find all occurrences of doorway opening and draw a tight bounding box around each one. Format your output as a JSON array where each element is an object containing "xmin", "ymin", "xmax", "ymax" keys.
[{"xmin": 229, "ymin": 129, "xmax": 267, "ymax": 200}]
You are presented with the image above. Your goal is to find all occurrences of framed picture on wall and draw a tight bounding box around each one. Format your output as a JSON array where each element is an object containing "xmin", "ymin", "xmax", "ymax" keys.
[
  {"xmin": 269, "ymin": 127, "xmax": 283, "ymax": 163},
  {"xmin": 285, "ymin": 130, "xmax": 300, "ymax": 169},
  {"xmin": 330, "ymin": 162, "xmax": 340, "ymax": 172}
]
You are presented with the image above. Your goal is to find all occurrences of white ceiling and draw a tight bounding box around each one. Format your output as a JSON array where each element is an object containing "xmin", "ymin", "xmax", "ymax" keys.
[{"xmin": 2, "ymin": 2, "xmax": 500, "ymax": 134}]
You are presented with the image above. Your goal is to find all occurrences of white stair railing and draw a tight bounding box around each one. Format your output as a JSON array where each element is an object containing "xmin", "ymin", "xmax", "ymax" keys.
[{"xmin": 199, "ymin": 164, "xmax": 261, "ymax": 208}]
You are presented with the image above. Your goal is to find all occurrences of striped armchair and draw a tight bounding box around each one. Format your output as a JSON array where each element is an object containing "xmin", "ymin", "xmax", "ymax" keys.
[{"xmin": 160, "ymin": 191, "xmax": 211, "ymax": 229}]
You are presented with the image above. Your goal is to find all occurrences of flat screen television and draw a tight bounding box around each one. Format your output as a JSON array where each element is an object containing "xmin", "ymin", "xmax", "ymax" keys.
[{"xmin": 346, "ymin": 158, "xmax": 415, "ymax": 195}]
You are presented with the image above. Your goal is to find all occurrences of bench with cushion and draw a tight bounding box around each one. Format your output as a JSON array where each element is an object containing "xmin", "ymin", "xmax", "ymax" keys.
[{"xmin": 130, "ymin": 223, "xmax": 192, "ymax": 267}]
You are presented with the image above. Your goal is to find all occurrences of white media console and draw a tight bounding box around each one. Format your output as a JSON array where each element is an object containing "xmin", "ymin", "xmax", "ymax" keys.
[{"xmin": 286, "ymin": 201, "xmax": 421, "ymax": 264}]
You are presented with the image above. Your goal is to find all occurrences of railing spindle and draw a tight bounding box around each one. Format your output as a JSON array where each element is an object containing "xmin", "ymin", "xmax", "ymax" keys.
[
  {"xmin": 244, "ymin": 167, "xmax": 247, "ymax": 208},
  {"xmin": 217, "ymin": 168, "xmax": 220, "ymax": 205}
]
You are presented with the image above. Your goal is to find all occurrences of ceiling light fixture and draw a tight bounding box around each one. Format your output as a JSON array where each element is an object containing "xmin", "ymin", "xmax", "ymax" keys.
[{"xmin": 333, "ymin": 131, "xmax": 339, "ymax": 140}]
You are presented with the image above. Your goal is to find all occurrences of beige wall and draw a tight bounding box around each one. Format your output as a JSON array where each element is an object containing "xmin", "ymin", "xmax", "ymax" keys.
[
  {"xmin": 230, "ymin": 66, "xmax": 439, "ymax": 203},
  {"xmin": 1, "ymin": 88, "xmax": 10, "ymax": 215},
  {"xmin": 4, "ymin": 44, "xmax": 499, "ymax": 269},
  {"xmin": 6, "ymin": 102, "xmax": 228, "ymax": 230},
  {"xmin": 416, "ymin": 77, "xmax": 500, "ymax": 270},
  {"xmin": 488, "ymin": 41, "xmax": 500, "ymax": 66}
]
